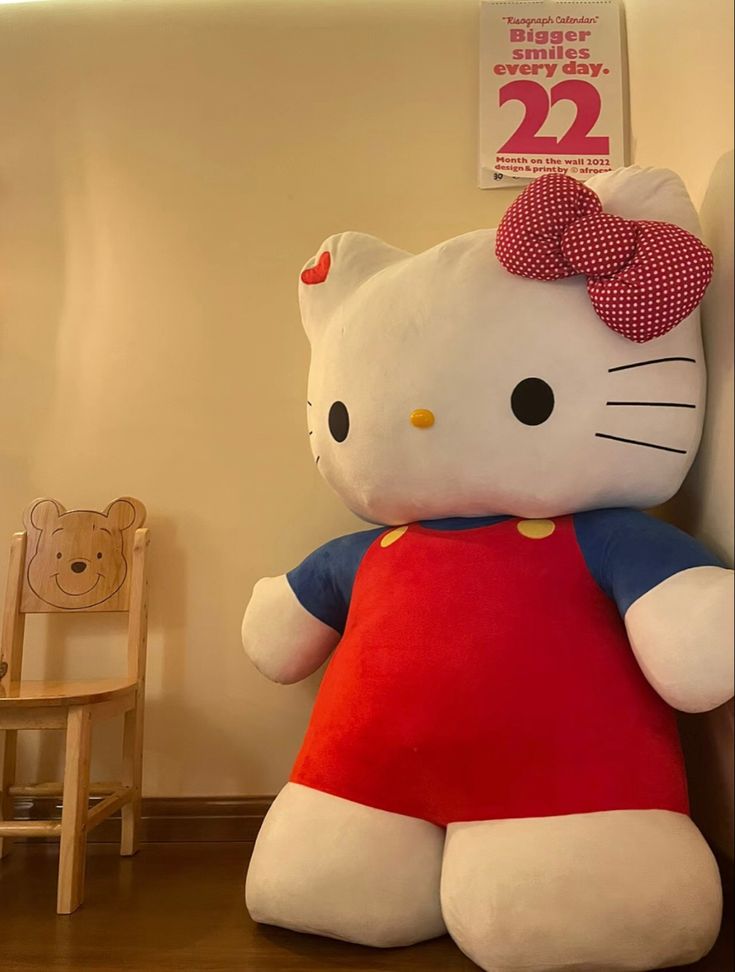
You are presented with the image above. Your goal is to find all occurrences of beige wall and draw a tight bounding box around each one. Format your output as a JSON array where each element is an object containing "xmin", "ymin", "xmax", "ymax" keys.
[
  {"xmin": 0, "ymin": 0, "xmax": 731, "ymax": 844},
  {"xmin": 624, "ymin": 0, "xmax": 734, "ymax": 857},
  {"xmin": 0, "ymin": 0, "xmax": 516, "ymax": 796}
]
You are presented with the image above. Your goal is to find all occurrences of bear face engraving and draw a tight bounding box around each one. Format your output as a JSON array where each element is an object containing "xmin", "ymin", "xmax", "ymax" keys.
[{"xmin": 24, "ymin": 498, "xmax": 144, "ymax": 610}]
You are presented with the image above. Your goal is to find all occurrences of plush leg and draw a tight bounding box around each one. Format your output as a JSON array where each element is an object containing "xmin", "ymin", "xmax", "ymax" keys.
[
  {"xmin": 246, "ymin": 782, "xmax": 446, "ymax": 947},
  {"xmin": 441, "ymin": 809, "xmax": 722, "ymax": 972}
]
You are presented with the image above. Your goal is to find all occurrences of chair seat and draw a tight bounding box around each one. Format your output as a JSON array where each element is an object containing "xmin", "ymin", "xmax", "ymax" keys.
[{"xmin": 0, "ymin": 677, "xmax": 136, "ymax": 708}]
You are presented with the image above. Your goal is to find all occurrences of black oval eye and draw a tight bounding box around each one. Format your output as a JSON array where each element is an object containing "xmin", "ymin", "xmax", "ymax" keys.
[
  {"xmin": 97, "ymin": 552, "xmax": 103, "ymax": 559},
  {"xmin": 56, "ymin": 552, "xmax": 62, "ymax": 560},
  {"xmin": 328, "ymin": 401, "xmax": 350, "ymax": 442},
  {"xmin": 511, "ymin": 378, "xmax": 555, "ymax": 426}
]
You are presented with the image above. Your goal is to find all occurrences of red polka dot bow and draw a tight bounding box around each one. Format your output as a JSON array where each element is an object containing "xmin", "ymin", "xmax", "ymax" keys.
[{"xmin": 495, "ymin": 173, "xmax": 713, "ymax": 343}]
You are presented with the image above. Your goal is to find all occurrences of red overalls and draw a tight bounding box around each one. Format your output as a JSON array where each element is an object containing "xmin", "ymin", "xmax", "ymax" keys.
[{"xmin": 291, "ymin": 517, "xmax": 688, "ymax": 825}]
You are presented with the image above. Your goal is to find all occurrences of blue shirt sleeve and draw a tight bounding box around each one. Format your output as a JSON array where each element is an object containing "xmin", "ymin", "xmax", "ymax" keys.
[
  {"xmin": 573, "ymin": 508, "xmax": 723, "ymax": 617},
  {"xmin": 286, "ymin": 528, "xmax": 384, "ymax": 634}
]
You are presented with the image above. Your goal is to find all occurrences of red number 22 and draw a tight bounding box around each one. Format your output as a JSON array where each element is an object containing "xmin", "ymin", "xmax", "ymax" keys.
[{"xmin": 499, "ymin": 80, "xmax": 610, "ymax": 155}]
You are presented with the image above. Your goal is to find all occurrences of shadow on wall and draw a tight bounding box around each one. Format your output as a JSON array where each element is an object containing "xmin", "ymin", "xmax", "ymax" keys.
[
  {"xmin": 0, "ymin": 99, "xmax": 69, "ymax": 603},
  {"xmin": 666, "ymin": 151, "xmax": 734, "ymax": 861}
]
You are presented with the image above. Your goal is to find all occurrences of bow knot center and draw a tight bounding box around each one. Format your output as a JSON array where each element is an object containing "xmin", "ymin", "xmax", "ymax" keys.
[{"xmin": 561, "ymin": 212, "xmax": 638, "ymax": 279}]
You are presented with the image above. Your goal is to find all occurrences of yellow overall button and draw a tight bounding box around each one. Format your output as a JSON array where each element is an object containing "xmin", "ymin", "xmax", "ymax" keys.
[
  {"xmin": 517, "ymin": 519, "xmax": 556, "ymax": 539},
  {"xmin": 380, "ymin": 526, "xmax": 408, "ymax": 548}
]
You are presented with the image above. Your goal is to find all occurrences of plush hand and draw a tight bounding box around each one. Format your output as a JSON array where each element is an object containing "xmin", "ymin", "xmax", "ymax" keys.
[
  {"xmin": 242, "ymin": 575, "xmax": 340, "ymax": 684},
  {"xmin": 625, "ymin": 566, "xmax": 734, "ymax": 712}
]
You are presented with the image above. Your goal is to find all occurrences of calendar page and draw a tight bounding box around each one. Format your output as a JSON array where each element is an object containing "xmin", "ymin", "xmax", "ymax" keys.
[{"xmin": 479, "ymin": 0, "xmax": 627, "ymax": 188}]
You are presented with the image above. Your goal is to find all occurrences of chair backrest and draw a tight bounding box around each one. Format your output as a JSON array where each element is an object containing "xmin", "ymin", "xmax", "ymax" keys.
[
  {"xmin": 20, "ymin": 497, "xmax": 146, "ymax": 614},
  {"xmin": 1, "ymin": 497, "xmax": 149, "ymax": 685}
]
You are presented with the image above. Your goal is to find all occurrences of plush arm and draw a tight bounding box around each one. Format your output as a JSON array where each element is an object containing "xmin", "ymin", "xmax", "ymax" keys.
[
  {"xmin": 242, "ymin": 575, "xmax": 340, "ymax": 685},
  {"xmin": 575, "ymin": 510, "xmax": 734, "ymax": 714},
  {"xmin": 625, "ymin": 565, "xmax": 734, "ymax": 713},
  {"xmin": 243, "ymin": 528, "xmax": 380, "ymax": 684}
]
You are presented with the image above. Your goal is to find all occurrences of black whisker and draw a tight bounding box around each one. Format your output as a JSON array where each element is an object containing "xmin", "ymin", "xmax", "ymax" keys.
[
  {"xmin": 595, "ymin": 433, "xmax": 687, "ymax": 454},
  {"xmin": 307, "ymin": 401, "xmax": 312, "ymax": 406},
  {"xmin": 608, "ymin": 356, "xmax": 696, "ymax": 373},
  {"xmin": 315, "ymin": 455, "xmax": 320, "ymax": 465},
  {"xmin": 606, "ymin": 401, "xmax": 696, "ymax": 409},
  {"xmin": 308, "ymin": 431, "xmax": 313, "ymax": 435}
]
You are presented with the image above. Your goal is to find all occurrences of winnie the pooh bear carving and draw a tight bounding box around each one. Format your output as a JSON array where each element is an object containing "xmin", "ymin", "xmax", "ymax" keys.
[
  {"xmin": 22, "ymin": 497, "xmax": 146, "ymax": 612},
  {"xmin": 242, "ymin": 168, "xmax": 734, "ymax": 972}
]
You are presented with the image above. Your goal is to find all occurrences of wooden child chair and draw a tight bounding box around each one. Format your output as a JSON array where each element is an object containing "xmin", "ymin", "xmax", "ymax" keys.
[{"xmin": 0, "ymin": 496, "xmax": 149, "ymax": 914}]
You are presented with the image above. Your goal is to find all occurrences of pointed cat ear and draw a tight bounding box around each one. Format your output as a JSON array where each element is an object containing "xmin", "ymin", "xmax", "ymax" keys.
[
  {"xmin": 584, "ymin": 167, "xmax": 702, "ymax": 236},
  {"xmin": 298, "ymin": 231, "xmax": 409, "ymax": 342}
]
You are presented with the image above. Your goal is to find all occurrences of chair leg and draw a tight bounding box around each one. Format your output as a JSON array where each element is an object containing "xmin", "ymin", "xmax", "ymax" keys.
[
  {"xmin": 0, "ymin": 729, "xmax": 19, "ymax": 860},
  {"xmin": 57, "ymin": 705, "xmax": 92, "ymax": 915},
  {"xmin": 120, "ymin": 700, "xmax": 144, "ymax": 857}
]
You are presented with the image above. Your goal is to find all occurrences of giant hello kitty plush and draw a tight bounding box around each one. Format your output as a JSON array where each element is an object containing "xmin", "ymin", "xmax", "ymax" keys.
[{"xmin": 242, "ymin": 168, "xmax": 734, "ymax": 972}]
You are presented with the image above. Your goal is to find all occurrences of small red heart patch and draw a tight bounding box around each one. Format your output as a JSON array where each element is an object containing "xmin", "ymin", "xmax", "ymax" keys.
[{"xmin": 301, "ymin": 251, "xmax": 331, "ymax": 285}]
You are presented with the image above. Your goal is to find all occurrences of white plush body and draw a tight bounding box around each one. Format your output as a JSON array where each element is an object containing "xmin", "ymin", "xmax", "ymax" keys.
[{"xmin": 242, "ymin": 168, "xmax": 734, "ymax": 971}]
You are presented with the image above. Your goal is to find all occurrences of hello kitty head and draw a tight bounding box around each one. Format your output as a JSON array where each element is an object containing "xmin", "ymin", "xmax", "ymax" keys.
[{"xmin": 299, "ymin": 167, "xmax": 710, "ymax": 526}]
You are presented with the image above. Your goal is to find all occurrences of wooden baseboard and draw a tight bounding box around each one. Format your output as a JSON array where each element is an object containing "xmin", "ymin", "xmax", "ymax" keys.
[
  {"xmin": 13, "ymin": 795, "xmax": 274, "ymax": 843},
  {"xmin": 13, "ymin": 796, "xmax": 735, "ymax": 872}
]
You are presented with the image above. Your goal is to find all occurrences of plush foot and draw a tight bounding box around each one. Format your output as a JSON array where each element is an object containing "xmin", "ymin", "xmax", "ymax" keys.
[
  {"xmin": 246, "ymin": 782, "xmax": 446, "ymax": 947},
  {"xmin": 440, "ymin": 809, "xmax": 722, "ymax": 972}
]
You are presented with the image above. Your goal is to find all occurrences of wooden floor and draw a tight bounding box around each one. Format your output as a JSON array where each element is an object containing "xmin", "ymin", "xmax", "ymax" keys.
[{"xmin": 0, "ymin": 842, "xmax": 732, "ymax": 971}]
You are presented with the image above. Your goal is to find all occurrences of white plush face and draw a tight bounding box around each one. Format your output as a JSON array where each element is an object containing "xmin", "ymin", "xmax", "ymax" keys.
[{"xmin": 299, "ymin": 168, "xmax": 707, "ymax": 526}]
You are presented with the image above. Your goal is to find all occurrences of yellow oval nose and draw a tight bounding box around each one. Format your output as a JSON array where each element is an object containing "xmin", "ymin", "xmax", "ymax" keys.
[{"xmin": 410, "ymin": 408, "xmax": 435, "ymax": 429}]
